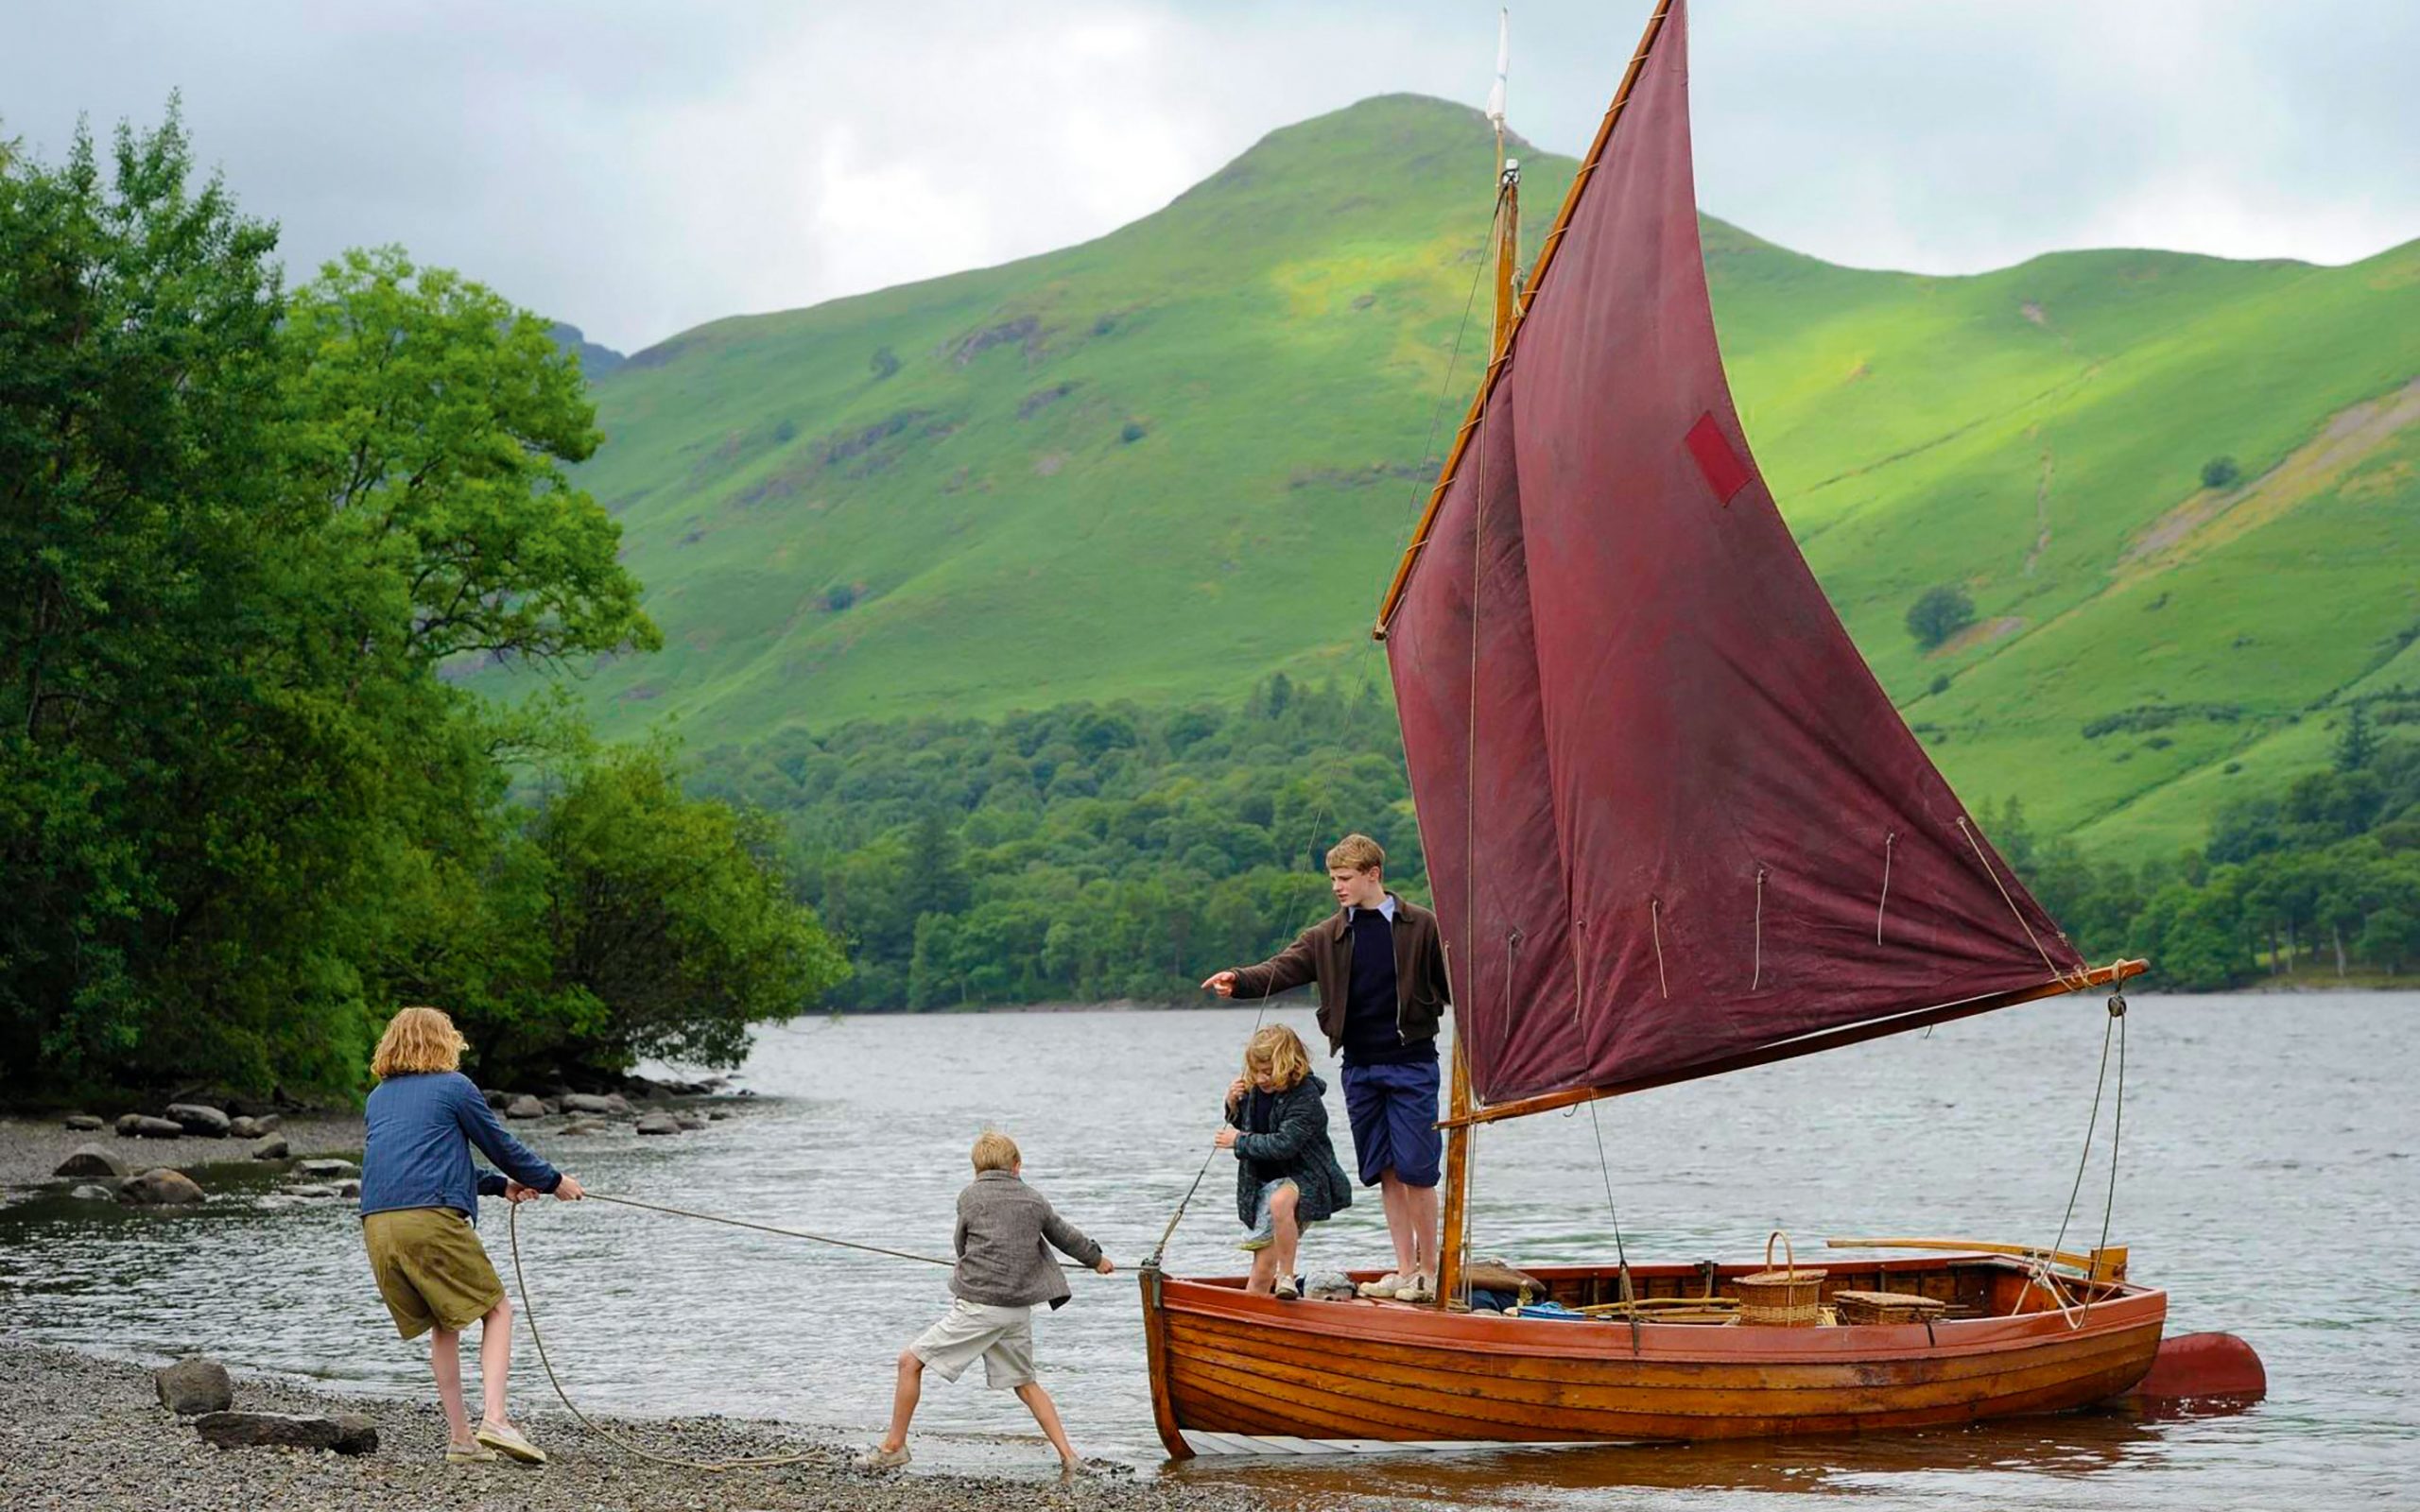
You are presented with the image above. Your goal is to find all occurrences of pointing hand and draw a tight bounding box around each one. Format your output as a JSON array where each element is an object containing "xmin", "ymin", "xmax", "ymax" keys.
[{"xmin": 1201, "ymin": 970, "xmax": 1238, "ymax": 998}]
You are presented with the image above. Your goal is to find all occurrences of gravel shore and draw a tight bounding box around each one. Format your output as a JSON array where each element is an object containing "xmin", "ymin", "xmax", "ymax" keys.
[
  {"xmin": 0, "ymin": 1112, "xmax": 368, "ymax": 1192},
  {"xmin": 0, "ymin": 1341, "xmax": 1270, "ymax": 1512}
]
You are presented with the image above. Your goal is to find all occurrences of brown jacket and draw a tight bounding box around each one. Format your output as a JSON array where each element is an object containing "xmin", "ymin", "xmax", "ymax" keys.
[{"xmin": 1227, "ymin": 895, "xmax": 1451, "ymax": 1056}]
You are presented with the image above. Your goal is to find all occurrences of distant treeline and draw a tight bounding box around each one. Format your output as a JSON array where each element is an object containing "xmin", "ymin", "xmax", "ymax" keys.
[
  {"xmin": 0, "ymin": 113, "xmax": 842, "ymax": 1103},
  {"xmin": 701, "ymin": 680, "xmax": 2420, "ymax": 1009},
  {"xmin": 2001, "ymin": 704, "xmax": 2420, "ymax": 988},
  {"xmin": 694, "ymin": 675, "xmax": 1422, "ymax": 1010}
]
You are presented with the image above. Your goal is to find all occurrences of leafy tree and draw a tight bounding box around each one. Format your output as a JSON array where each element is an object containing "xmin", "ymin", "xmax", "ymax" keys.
[
  {"xmin": 2360, "ymin": 907, "xmax": 2420, "ymax": 974},
  {"xmin": 1906, "ymin": 584, "xmax": 1977, "ymax": 649},
  {"xmin": 2201, "ymin": 455, "xmax": 2241, "ymax": 490},
  {"xmin": 2336, "ymin": 703, "xmax": 2379, "ymax": 773}
]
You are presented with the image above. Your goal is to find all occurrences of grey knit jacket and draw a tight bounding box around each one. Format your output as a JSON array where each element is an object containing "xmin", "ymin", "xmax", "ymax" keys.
[{"xmin": 950, "ymin": 1169, "xmax": 1103, "ymax": 1310}]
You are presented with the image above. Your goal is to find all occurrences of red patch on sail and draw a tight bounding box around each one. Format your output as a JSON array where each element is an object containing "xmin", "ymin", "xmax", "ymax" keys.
[{"xmin": 1685, "ymin": 413, "xmax": 1750, "ymax": 504}]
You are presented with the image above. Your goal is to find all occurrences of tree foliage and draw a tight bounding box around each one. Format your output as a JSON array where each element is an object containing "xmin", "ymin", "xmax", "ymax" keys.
[
  {"xmin": 695, "ymin": 678, "xmax": 1420, "ymax": 1009},
  {"xmin": 0, "ymin": 112, "xmax": 834, "ymax": 1101},
  {"xmin": 1906, "ymin": 584, "xmax": 1977, "ymax": 650}
]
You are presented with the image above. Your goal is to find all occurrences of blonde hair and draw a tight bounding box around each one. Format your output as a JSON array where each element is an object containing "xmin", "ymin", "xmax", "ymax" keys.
[
  {"xmin": 371, "ymin": 1005, "xmax": 468, "ymax": 1080},
  {"xmin": 1243, "ymin": 1024, "xmax": 1312, "ymax": 1092},
  {"xmin": 1325, "ymin": 833, "xmax": 1385, "ymax": 874},
  {"xmin": 971, "ymin": 1129, "xmax": 1021, "ymax": 1173}
]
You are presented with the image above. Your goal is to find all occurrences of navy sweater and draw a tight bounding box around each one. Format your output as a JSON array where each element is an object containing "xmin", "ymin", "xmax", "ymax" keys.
[{"xmin": 359, "ymin": 1071, "xmax": 561, "ymax": 1220}]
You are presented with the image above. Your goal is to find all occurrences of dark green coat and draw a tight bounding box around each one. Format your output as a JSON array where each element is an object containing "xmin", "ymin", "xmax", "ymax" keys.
[{"xmin": 1228, "ymin": 1074, "xmax": 1354, "ymax": 1228}]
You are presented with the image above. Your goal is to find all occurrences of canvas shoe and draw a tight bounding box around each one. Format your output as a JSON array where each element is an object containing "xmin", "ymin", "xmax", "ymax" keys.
[
  {"xmin": 1394, "ymin": 1272, "xmax": 1437, "ymax": 1303},
  {"xmin": 856, "ymin": 1444, "xmax": 912, "ymax": 1471},
  {"xmin": 1356, "ymin": 1271, "xmax": 1405, "ymax": 1299},
  {"xmin": 444, "ymin": 1441, "xmax": 501, "ymax": 1465},
  {"xmin": 1273, "ymin": 1276, "xmax": 1300, "ymax": 1300},
  {"xmin": 474, "ymin": 1419, "xmax": 546, "ymax": 1464}
]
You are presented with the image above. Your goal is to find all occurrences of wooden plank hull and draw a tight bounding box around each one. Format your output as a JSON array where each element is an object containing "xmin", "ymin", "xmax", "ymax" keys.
[{"xmin": 1140, "ymin": 1258, "xmax": 2166, "ymax": 1457}]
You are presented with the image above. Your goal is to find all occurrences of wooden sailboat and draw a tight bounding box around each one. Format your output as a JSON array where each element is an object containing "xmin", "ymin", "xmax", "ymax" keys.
[{"xmin": 1140, "ymin": 0, "xmax": 2167, "ymax": 1455}]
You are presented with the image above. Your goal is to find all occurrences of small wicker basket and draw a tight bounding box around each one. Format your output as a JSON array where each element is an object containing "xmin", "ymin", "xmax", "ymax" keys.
[{"xmin": 1735, "ymin": 1231, "xmax": 1826, "ymax": 1327}]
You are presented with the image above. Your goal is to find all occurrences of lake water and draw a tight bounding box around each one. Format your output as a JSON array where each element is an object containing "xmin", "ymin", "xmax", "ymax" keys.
[{"xmin": 3, "ymin": 993, "xmax": 2414, "ymax": 1507}]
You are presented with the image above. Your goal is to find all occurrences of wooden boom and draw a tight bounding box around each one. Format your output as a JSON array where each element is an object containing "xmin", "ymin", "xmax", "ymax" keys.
[{"xmin": 1440, "ymin": 959, "xmax": 2147, "ymax": 1128}]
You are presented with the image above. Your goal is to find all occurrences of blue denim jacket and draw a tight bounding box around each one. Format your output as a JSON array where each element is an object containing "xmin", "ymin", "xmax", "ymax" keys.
[{"xmin": 359, "ymin": 1071, "xmax": 561, "ymax": 1220}]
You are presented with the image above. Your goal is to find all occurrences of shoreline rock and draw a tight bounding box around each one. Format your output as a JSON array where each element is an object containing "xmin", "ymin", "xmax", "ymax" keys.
[
  {"xmin": 165, "ymin": 1103, "xmax": 233, "ymax": 1138},
  {"xmin": 155, "ymin": 1357, "xmax": 234, "ymax": 1416},
  {"xmin": 55, "ymin": 1143, "xmax": 130, "ymax": 1179},
  {"xmin": 120, "ymin": 1168, "xmax": 205, "ymax": 1206}
]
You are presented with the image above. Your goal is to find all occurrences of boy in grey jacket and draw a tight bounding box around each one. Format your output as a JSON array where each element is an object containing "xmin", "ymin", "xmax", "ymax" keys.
[{"xmin": 860, "ymin": 1130, "xmax": 1114, "ymax": 1476}]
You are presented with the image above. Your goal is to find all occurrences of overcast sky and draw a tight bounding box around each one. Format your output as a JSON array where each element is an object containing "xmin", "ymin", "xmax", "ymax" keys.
[{"xmin": 7, "ymin": 1, "xmax": 2414, "ymax": 352}]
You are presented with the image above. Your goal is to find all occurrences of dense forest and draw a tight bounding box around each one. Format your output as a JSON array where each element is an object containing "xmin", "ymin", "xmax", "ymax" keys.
[
  {"xmin": 693, "ymin": 674, "xmax": 1420, "ymax": 1010},
  {"xmin": 0, "ymin": 114, "xmax": 843, "ymax": 1103},
  {"xmin": 700, "ymin": 682, "xmax": 2420, "ymax": 1008}
]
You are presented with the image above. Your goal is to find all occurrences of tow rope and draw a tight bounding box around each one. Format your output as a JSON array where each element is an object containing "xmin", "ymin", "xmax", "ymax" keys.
[{"xmin": 505, "ymin": 1191, "xmax": 1113, "ymax": 1470}]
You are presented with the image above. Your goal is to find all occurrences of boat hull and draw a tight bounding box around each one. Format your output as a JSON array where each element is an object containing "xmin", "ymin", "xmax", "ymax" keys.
[{"xmin": 1140, "ymin": 1258, "xmax": 2166, "ymax": 1456}]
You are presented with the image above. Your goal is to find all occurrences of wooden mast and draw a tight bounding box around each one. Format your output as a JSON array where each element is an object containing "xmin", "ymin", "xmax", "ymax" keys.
[{"xmin": 1434, "ymin": 111, "xmax": 1525, "ymax": 1314}]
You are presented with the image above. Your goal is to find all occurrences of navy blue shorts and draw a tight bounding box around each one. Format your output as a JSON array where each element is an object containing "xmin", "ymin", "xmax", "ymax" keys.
[{"xmin": 1341, "ymin": 1058, "xmax": 1443, "ymax": 1189}]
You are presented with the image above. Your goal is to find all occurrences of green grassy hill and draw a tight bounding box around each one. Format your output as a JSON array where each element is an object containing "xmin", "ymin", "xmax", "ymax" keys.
[{"xmin": 513, "ymin": 94, "xmax": 2420, "ymax": 857}]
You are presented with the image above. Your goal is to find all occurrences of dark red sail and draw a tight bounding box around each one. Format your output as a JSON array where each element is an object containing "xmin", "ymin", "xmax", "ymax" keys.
[{"xmin": 1384, "ymin": 0, "xmax": 2089, "ymax": 1108}]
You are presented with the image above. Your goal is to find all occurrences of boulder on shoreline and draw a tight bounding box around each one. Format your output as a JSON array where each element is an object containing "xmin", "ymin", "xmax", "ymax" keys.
[
  {"xmin": 154, "ymin": 1357, "xmax": 233, "ymax": 1416},
  {"xmin": 560, "ymin": 1118, "xmax": 608, "ymax": 1136},
  {"xmin": 192, "ymin": 1409, "xmax": 377, "ymax": 1455},
  {"xmin": 296, "ymin": 1158, "xmax": 358, "ymax": 1179},
  {"xmin": 559, "ymin": 1092, "xmax": 632, "ymax": 1117},
  {"xmin": 504, "ymin": 1094, "xmax": 547, "ymax": 1120},
  {"xmin": 63, "ymin": 1113, "xmax": 104, "ymax": 1131},
  {"xmin": 251, "ymin": 1134, "xmax": 289, "ymax": 1160},
  {"xmin": 120, "ymin": 1168, "xmax": 205, "ymax": 1206},
  {"xmin": 68, "ymin": 1183, "xmax": 116, "ymax": 1201},
  {"xmin": 164, "ymin": 1103, "xmax": 233, "ymax": 1138},
  {"xmin": 54, "ymin": 1143, "xmax": 130, "ymax": 1179},
  {"xmin": 116, "ymin": 1114, "xmax": 183, "ymax": 1140},
  {"xmin": 634, "ymin": 1112, "xmax": 681, "ymax": 1136}
]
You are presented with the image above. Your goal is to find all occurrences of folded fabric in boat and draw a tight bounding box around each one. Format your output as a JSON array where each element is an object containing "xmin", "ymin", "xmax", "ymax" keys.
[{"xmin": 1507, "ymin": 1298, "xmax": 1592, "ymax": 1322}]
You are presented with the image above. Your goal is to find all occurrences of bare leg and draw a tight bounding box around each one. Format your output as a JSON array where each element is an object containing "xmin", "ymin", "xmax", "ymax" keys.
[
  {"xmin": 427, "ymin": 1327, "xmax": 475, "ymax": 1447},
  {"xmin": 1378, "ymin": 1172, "xmax": 1417, "ymax": 1277},
  {"xmin": 1270, "ymin": 1185, "xmax": 1302, "ymax": 1284},
  {"xmin": 1409, "ymin": 1181, "xmax": 1442, "ymax": 1279},
  {"xmin": 1244, "ymin": 1245, "xmax": 1279, "ymax": 1295},
  {"xmin": 1014, "ymin": 1381, "xmax": 1080, "ymax": 1468},
  {"xmin": 477, "ymin": 1296, "xmax": 514, "ymax": 1429},
  {"xmin": 880, "ymin": 1349, "xmax": 924, "ymax": 1452}
]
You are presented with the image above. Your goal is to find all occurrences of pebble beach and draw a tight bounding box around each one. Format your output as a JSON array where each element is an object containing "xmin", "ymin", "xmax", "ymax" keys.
[{"xmin": 0, "ymin": 1341, "xmax": 1269, "ymax": 1512}]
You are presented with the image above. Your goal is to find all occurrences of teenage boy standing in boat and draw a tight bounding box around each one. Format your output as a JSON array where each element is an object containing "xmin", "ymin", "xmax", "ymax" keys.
[{"xmin": 1201, "ymin": 834, "xmax": 1450, "ymax": 1302}]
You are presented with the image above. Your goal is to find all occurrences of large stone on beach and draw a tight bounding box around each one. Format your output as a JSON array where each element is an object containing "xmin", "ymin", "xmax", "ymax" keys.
[
  {"xmin": 70, "ymin": 1183, "xmax": 117, "ymax": 1201},
  {"xmin": 154, "ymin": 1357, "xmax": 233, "ymax": 1416},
  {"xmin": 228, "ymin": 1116, "xmax": 262, "ymax": 1140},
  {"xmin": 164, "ymin": 1103, "xmax": 233, "ymax": 1138},
  {"xmin": 193, "ymin": 1410, "xmax": 377, "ymax": 1455},
  {"xmin": 634, "ymin": 1111, "xmax": 680, "ymax": 1136},
  {"xmin": 296, "ymin": 1158, "xmax": 358, "ymax": 1179},
  {"xmin": 116, "ymin": 1114, "xmax": 183, "ymax": 1140},
  {"xmin": 120, "ymin": 1168, "xmax": 205, "ymax": 1206},
  {"xmin": 559, "ymin": 1092, "xmax": 629, "ymax": 1116},
  {"xmin": 675, "ymin": 1114, "xmax": 707, "ymax": 1131},
  {"xmin": 54, "ymin": 1143, "xmax": 129, "ymax": 1179},
  {"xmin": 251, "ymin": 1135, "xmax": 289, "ymax": 1160},
  {"xmin": 503, "ymin": 1094, "xmax": 546, "ymax": 1120},
  {"xmin": 560, "ymin": 1118, "xmax": 607, "ymax": 1136},
  {"xmin": 64, "ymin": 1113, "xmax": 105, "ymax": 1131}
]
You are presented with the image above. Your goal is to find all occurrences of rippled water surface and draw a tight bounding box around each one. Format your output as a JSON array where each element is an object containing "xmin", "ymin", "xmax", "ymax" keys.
[{"xmin": 4, "ymin": 993, "xmax": 2414, "ymax": 1507}]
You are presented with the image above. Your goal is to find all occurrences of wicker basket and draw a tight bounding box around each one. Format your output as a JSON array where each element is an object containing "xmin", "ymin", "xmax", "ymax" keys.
[
  {"xmin": 1833, "ymin": 1290, "xmax": 1948, "ymax": 1327},
  {"xmin": 1735, "ymin": 1231, "xmax": 1826, "ymax": 1327}
]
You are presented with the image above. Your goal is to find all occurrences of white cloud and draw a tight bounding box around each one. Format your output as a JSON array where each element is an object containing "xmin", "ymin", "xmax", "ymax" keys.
[{"xmin": 3, "ymin": 0, "xmax": 2411, "ymax": 351}]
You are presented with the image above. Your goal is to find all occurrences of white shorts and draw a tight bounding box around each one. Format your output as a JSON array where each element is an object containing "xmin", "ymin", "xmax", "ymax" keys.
[{"xmin": 910, "ymin": 1297, "xmax": 1036, "ymax": 1389}]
